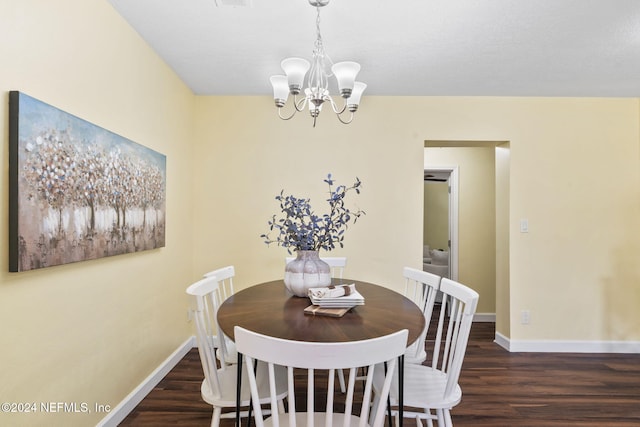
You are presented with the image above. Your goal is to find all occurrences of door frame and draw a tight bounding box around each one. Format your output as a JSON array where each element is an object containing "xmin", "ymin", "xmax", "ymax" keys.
[{"xmin": 423, "ymin": 165, "xmax": 459, "ymax": 281}]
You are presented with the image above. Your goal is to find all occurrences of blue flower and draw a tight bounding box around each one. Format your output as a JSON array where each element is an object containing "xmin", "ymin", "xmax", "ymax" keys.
[{"xmin": 262, "ymin": 174, "xmax": 365, "ymax": 253}]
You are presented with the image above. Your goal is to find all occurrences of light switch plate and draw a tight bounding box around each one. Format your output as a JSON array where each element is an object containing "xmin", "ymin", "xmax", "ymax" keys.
[{"xmin": 520, "ymin": 219, "xmax": 529, "ymax": 233}]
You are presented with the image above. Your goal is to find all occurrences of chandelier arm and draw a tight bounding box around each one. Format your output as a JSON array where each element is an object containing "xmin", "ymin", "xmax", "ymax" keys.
[
  {"xmin": 326, "ymin": 96, "xmax": 347, "ymax": 115},
  {"xmin": 335, "ymin": 110, "xmax": 355, "ymax": 125},
  {"xmin": 294, "ymin": 95, "xmax": 308, "ymax": 112},
  {"xmin": 277, "ymin": 107, "xmax": 297, "ymax": 121},
  {"xmin": 276, "ymin": 94, "xmax": 310, "ymax": 121}
]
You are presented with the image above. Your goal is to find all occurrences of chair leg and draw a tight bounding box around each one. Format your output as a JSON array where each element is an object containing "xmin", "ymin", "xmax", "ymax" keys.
[
  {"xmin": 337, "ymin": 368, "xmax": 346, "ymax": 393},
  {"xmin": 424, "ymin": 409, "xmax": 434, "ymax": 427},
  {"xmin": 211, "ymin": 407, "xmax": 222, "ymax": 427},
  {"xmin": 435, "ymin": 409, "xmax": 445, "ymax": 427},
  {"xmin": 444, "ymin": 409, "xmax": 453, "ymax": 427}
]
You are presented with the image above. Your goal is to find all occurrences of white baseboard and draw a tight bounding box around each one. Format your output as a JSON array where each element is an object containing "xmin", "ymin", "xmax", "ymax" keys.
[
  {"xmin": 97, "ymin": 336, "xmax": 196, "ymax": 427},
  {"xmin": 473, "ymin": 313, "xmax": 496, "ymax": 322},
  {"xmin": 494, "ymin": 331, "xmax": 510, "ymax": 350},
  {"xmin": 494, "ymin": 332, "xmax": 640, "ymax": 353}
]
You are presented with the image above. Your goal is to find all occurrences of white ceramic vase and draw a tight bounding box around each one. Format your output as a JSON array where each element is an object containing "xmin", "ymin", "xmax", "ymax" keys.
[{"xmin": 284, "ymin": 250, "xmax": 331, "ymax": 297}]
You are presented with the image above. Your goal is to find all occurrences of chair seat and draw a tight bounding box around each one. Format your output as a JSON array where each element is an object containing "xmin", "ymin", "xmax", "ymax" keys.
[
  {"xmin": 403, "ymin": 341, "xmax": 426, "ymax": 365},
  {"xmin": 260, "ymin": 412, "xmax": 367, "ymax": 427},
  {"xmin": 201, "ymin": 362, "xmax": 287, "ymax": 407},
  {"xmin": 216, "ymin": 339, "xmax": 238, "ymax": 365},
  {"xmin": 373, "ymin": 363, "xmax": 462, "ymax": 411}
]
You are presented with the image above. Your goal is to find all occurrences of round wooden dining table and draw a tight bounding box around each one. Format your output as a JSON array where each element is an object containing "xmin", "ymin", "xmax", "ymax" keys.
[
  {"xmin": 217, "ymin": 278, "xmax": 425, "ymax": 345},
  {"xmin": 218, "ymin": 278, "xmax": 424, "ymax": 427}
]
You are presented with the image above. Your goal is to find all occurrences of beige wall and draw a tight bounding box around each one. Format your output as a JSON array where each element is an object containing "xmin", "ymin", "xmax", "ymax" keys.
[
  {"xmin": 0, "ymin": 1, "xmax": 195, "ymax": 425},
  {"xmin": 424, "ymin": 147, "xmax": 497, "ymax": 315},
  {"xmin": 423, "ymin": 181, "xmax": 449, "ymax": 250},
  {"xmin": 191, "ymin": 96, "xmax": 424, "ymax": 288},
  {"xmin": 2, "ymin": 1, "xmax": 640, "ymax": 426},
  {"xmin": 193, "ymin": 96, "xmax": 640, "ymax": 343}
]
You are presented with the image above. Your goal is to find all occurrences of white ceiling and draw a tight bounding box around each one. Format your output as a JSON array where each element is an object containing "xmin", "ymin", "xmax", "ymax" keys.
[{"xmin": 106, "ymin": 0, "xmax": 640, "ymax": 97}]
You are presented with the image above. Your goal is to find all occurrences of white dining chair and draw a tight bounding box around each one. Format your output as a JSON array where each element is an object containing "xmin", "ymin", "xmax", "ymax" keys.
[
  {"xmin": 402, "ymin": 267, "xmax": 441, "ymax": 365},
  {"xmin": 235, "ymin": 325, "xmax": 408, "ymax": 427},
  {"xmin": 203, "ymin": 265, "xmax": 235, "ymax": 301},
  {"xmin": 201, "ymin": 265, "xmax": 238, "ymax": 365},
  {"xmin": 372, "ymin": 277, "xmax": 479, "ymax": 427},
  {"xmin": 345, "ymin": 267, "xmax": 440, "ymax": 400},
  {"xmin": 187, "ymin": 276, "xmax": 287, "ymax": 427}
]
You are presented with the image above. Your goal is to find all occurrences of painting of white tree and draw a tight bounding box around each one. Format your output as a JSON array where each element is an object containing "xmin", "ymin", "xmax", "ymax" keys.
[{"xmin": 9, "ymin": 92, "xmax": 166, "ymax": 272}]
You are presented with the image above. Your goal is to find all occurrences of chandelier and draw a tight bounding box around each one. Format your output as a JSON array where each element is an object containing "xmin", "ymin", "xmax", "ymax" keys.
[{"xmin": 269, "ymin": 0, "xmax": 366, "ymax": 127}]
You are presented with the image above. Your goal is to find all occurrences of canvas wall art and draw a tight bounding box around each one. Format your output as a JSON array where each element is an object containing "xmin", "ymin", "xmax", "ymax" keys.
[{"xmin": 8, "ymin": 91, "xmax": 166, "ymax": 272}]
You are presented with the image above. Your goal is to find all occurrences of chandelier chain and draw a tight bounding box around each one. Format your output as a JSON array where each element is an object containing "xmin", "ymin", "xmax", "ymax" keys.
[
  {"xmin": 316, "ymin": 7, "xmax": 322, "ymax": 47},
  {"xmin": 313, "ymin": 6, "xmax": 324, "ymax": 68},
  {"xmin": 309, "ymin": 6, "xmax": 330, "ymax": 102}
]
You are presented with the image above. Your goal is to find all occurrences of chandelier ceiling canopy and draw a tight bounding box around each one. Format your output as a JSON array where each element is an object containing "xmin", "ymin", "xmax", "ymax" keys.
[{"xmin": 269, "ymin": 0, "xmax": 366, "ymax": 127}]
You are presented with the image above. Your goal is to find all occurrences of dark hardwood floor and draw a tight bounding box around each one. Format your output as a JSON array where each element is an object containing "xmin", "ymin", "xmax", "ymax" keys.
[{"xmin": 121, "ymin": 320, "xmax": 640, "ymax": 426}]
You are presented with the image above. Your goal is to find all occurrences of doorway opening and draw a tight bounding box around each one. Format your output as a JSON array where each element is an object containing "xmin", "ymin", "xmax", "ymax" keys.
[
  {"xmin": 423, "ymin": 167, "xmax": 458, "ymax": 281},
  {"xmin": 424, "ymin": 140, "xmax": 510, "ymax": 328}
]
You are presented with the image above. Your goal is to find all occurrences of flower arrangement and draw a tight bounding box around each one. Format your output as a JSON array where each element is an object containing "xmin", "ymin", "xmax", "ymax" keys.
[{"xmin": 261, "ymin": 174, "xmax": 365, "ymax": 253}]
